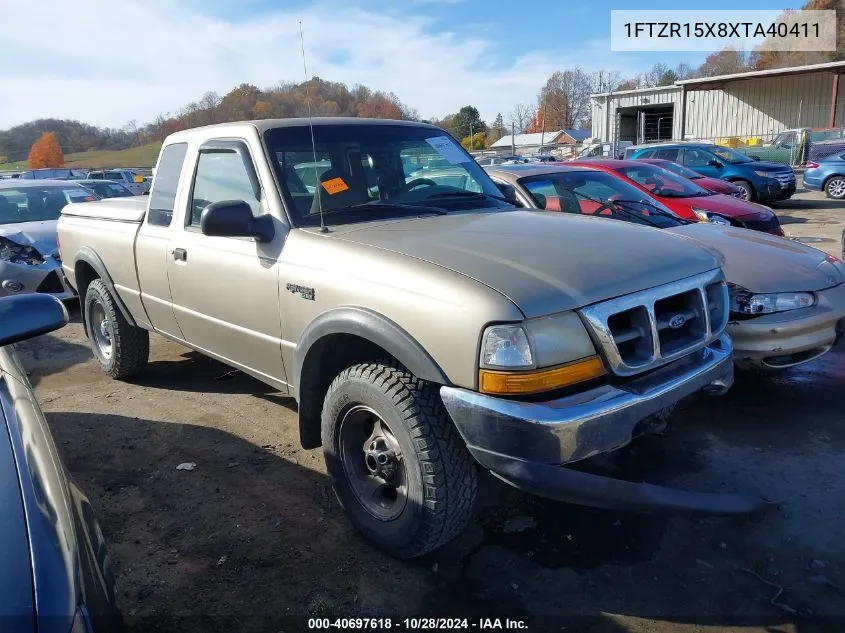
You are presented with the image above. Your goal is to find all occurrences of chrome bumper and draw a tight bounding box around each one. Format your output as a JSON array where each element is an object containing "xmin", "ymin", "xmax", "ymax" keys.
[
  {"xmin": 440, "ymin": 335, "xmax": 765, "ymax": 515},
  {"xmin": 441, "ymin": 334, "xmax": 733, "ymax": 466}
]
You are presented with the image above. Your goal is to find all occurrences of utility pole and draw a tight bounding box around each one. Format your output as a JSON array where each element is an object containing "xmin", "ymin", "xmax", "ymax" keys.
[
  {"xmin": 539, "ymin": 91, "xmax": 547, "ymax": 155},
  {"xmin": 511, "ymin": 122, "xmax": 516, "ymax": 155}
]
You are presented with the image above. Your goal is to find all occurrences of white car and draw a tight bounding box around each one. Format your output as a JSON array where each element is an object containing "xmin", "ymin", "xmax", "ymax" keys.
[{"xmin": 85, "ymin": 169, "xmax": 150, "ymax": 195}]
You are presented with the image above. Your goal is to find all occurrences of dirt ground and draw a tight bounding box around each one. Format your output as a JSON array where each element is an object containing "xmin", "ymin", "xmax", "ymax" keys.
[{"xmin": 16, "ymin": 187, "xmax": 845, "ymax": 633}]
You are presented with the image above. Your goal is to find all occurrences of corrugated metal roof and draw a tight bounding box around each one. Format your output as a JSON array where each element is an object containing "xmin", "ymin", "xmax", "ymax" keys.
[
  {"xmin": 490, "ymin": 130, "xmax": 565, "ymax": 148},
  {"xmin": 678, "ymin": 60, "xmax": 845, "ymax": 86}
]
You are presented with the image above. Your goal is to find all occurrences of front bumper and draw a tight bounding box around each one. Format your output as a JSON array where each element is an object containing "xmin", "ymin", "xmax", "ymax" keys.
[
  {"xmin": 730, "ymin": 283, "xmax": 845, "ymax": 370},
  {"xmin": 441, "ymin": 335, "xmax": 764, "ymax": 514},
  {"xmin": 802, "ymin": 173, "xmax": 823, "ymax": 191},
  {"xmin": 757, "ymin": 178, "xmax": 796, "ymax": 201},
  {"xmin": 0, "ymin": 259, "xmax": 75, "ymax": 301}
]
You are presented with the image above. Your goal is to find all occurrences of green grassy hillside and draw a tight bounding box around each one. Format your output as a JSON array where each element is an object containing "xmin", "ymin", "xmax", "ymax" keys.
[{"xmin": 0, "ymin": 142, "xmax": 162, "ymax": 172}]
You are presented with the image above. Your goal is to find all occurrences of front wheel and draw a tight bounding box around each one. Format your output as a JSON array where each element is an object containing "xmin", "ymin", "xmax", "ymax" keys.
[
  {"xmin": 826, "ymin": 176, "xmax": 845, "ymax": 199},
  {"xmin": 732, "ymin": 179, "xmax": 755, "ymax": 201},
  {"xmin": 84, "ymin": 279, "xmax": 149, "ymax": 379},
  {"xmin": 321, "ymin": 360, "xmax": 477, "ymax": 559}
]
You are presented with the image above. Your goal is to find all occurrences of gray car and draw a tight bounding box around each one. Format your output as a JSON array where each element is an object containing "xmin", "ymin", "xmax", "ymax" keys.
[{"xmin": 0, "ymin": 180, "xmax": 93, "ymax": 300}]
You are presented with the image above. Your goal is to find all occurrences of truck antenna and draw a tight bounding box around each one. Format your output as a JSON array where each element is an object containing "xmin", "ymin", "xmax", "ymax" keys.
[{"xmin": 299, "ymin": 20, "xmax": 326, "ymax": 233}]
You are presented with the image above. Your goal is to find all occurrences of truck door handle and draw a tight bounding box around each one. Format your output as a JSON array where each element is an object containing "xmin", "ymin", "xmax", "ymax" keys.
[{"xmin": 172, "ymin": 248, "xmax": 187, "ymax": 262}]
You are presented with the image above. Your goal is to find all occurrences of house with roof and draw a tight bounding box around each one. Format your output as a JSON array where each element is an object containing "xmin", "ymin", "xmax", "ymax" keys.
[{"xmin": 489, "ymin": 129, "xmax": 592, "ymax": 156}]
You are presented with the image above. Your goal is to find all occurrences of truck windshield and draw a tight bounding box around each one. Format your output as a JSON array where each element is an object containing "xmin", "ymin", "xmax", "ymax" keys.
[
  {"xmin": 0, "ymin": 185, "xmax": 96, "ymax": 224},
  {"xmin": 264, "ymin": 124, "xmax": 512, "ymax": 226}
]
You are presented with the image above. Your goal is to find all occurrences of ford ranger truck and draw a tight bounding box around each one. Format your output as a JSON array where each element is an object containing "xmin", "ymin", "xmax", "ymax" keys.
[{"xmin": 58, "ymin": 118, "xmax": 754, "ymax": 559}]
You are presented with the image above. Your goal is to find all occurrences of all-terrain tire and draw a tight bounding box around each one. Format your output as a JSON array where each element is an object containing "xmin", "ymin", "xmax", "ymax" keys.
[
  {"xmin": 321, "ymin": 359, "xmax": 477, "ymax": 559},
  {"xmin": 84, "ymin": 278, "xmax": 149, "ymax": 379}
]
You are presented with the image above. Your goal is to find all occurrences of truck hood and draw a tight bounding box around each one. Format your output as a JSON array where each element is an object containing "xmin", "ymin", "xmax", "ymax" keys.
[
  {"xmin": 665, "ymin": 223, "xmax": 843, "ymax": 293},
  {"xmin": 0, "ymin": 220, "xmax": 58, "ymax": 256},
  {"xmin": 335, "ymin": 210, "xmax": 722, "ymax": 317}
]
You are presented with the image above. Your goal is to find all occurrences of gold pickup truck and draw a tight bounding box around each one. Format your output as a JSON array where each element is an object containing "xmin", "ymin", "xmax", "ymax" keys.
[{"xmin": 57, "ymin": 118, "xmax": 758, "ymax": 558}]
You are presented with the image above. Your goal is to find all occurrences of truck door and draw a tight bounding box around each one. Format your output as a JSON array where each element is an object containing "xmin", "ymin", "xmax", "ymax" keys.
[
  {"xmin": 165, "ymin": 139, "xmax": 289, "ymax": 391},
  {"xmin": 136, "ymin": 142, "xmax": 189, "ymax": 339}
]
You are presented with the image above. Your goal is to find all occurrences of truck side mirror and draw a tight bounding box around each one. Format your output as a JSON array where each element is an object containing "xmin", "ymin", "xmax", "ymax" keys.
[
  {"xmin": 0, "ymin": 295, "xmax": 68, "ymax": 347},
  {"xmin": 200, "ymin": 200, "xmax": 274, "ymax": 243},
  {"xmin": 708, "ymin": 159, "xmax": 723, "ymax": 168},
  {"xmin": 494, "ymin": 183, "xmax": 522, "ymax": 207}
]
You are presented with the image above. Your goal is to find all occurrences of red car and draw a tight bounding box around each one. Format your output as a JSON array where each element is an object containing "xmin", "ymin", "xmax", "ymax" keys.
[
  {"xmin": 576, "ymin": 159, "xmax": 784, "ymax": 236},
  {"xmin": 633, "ymin": 158, "xmax": 743, "ymax": 197}
]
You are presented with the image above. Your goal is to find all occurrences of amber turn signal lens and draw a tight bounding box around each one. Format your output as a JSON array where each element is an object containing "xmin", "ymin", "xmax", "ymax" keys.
[{"xmin": 479, "ymin": 355, "xmax": 605, "ymax": 396}]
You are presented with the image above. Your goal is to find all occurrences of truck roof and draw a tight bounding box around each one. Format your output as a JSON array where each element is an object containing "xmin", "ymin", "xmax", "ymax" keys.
[{"xmin": 164, "ymin": 117, "xmax": 441, "ymax": 143}]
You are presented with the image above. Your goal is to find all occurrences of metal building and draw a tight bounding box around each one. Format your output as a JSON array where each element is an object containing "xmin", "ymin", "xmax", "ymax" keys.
[{"xmin": 590, "ymin": 60, "xmax": 845, "ymax": 146}]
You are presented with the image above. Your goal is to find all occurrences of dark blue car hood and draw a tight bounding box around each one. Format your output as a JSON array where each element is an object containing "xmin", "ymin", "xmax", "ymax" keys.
[
  {"xmin": 744, "ymin": 160, "xmax": 792, "ymax": 172},
  {"xmin": 0, "ymin": 378, "xmax": 35, "ymax": 632}
]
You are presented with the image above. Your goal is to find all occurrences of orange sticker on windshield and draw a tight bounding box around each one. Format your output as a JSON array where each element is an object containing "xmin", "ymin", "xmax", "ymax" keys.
[{"xmin": 321, "ymin": 177, "xmax": 349, "ymax": 195}]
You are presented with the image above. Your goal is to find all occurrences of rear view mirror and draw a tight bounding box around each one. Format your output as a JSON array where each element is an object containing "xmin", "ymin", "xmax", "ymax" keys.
[
  {"xmin": 200, "ymin": 200, "xmax": 274, "ymax": 243},
  {"xmin": 708, "ymin": 160, "xmax": 723, "ymax": 168},
  {"xmin": 0, "ymin": 295, "xmax": 68, "ymax": 347},
  {"xmin": 494, "ymin": 183, "xmax": 522, "ymax": 207}
]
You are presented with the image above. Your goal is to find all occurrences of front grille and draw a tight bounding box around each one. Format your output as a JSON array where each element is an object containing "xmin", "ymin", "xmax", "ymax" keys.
[
  {"xmin": 579, "ymin": 270, "xmax": 729, "ymax": 377},
  {"xmin": 774, "ymin": 171, "xmax": 796, "ymax": 188},
  {"xmin": 36, "ymin": 271, "xmax": 65, "ymax": 294}
]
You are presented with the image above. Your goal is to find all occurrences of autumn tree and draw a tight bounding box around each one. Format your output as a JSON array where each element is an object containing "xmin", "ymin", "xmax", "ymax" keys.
[
  {"xmin": 488, "ymin": 113, "xmax": 506, "ymax": 143},
  {"xmin": 461, "ymin": 131, "xmax": 488, "ymax": 150},
  {"xmin": 752, "ymin": 0, "xmax": 844, "ymax": 69},
  {"xmin": 27, "ymin": 132, "xmax": 64, "ymax": 168},
  {"xmin": 537, "ymin": 68, "xmax": 593, "ymax": 129},
  {"xmin": 357, "ymin": 92, "xmax": 404, "ymax": 119},
  {"xmin": 697, "ymin": 48, "xmax": 753, "ymax": 77}
]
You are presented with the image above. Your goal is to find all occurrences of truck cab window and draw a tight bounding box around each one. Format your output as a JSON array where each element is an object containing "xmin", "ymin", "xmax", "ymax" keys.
[
  {"xmin": 189, "ymin": 151, "xmax": 261, "ymax": 227},
  {"xmin": 147, "ymin": 142, "xmax": 188, "ymax": 227}
]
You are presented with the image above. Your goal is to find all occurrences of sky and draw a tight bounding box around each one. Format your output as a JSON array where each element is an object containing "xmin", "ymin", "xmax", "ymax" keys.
[{"xmin": 0, "ymin": 0, "xmax": 807, "ymax": 130}]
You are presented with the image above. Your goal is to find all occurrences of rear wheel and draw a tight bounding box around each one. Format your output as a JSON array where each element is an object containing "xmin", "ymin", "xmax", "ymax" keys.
[
  {"xmin": 84, "ymin": 279, "xmax": 149, "ymax": 379},
  {"xmin": 321, "ymin": 359, "xmax": 477, "ymax": 559},
  {"xmin": 732, "ymin": 179, "xmax": 755, "ymax": 201},
  {"xmin": 825, "ymin": 176, "xmax": 845, "ymax": 199}
]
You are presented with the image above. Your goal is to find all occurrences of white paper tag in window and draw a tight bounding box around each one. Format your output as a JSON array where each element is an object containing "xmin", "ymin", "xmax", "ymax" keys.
[{"xmin": 425, "ymin": 136, "xmax": 470, "ymax": 164}]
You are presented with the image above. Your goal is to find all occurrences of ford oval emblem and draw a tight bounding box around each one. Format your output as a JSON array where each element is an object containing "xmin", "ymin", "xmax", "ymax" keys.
[{"xmin": 668, "ymin": 314, "xmax": 687, "ymax": 329}]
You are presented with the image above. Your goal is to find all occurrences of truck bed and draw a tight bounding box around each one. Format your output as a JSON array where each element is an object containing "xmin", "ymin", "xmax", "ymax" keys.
[
  {"xmin": 59, "ymin": 199, "xmax": 148, "ymax": 327},
  {"xmin": 61, "ymin": 198, "xmax": 147, "ymax": 223}
]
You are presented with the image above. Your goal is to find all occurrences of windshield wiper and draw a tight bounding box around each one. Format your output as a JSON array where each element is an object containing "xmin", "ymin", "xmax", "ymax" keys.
[
  {"xmin": 320, "ymin": 202, "xmax": 449, "ymax": 217},
  {"xmin": 606, "ymin": 199, "xmax": 691, "ymax": 226},
  {"xmin": 423, "ymin": 190, "xmax": 510, "ymax": 203}
]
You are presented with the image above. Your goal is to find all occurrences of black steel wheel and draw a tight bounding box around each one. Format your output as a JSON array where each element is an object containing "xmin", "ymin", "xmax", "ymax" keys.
[{"xmin": 321, "ymin": 359, "xmax": 477, "ymax": 558}]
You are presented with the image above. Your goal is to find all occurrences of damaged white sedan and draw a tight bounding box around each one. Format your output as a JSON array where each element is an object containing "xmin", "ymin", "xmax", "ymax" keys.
[{"xmin": 0, "ymin": 180, "xmax": 94, "ymax": 300}]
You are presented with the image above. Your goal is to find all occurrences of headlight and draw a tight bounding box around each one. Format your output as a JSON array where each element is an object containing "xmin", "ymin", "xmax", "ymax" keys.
[
  {"xmin": 729, "ymin": 289, "xmax": 815, "ymax": 315},
  {"xmin": 478, "ymin": 315, "xmax": 605, "ymax": 395},
  {"xmin": 0, "ymin": 236, "xmax": 44, "ymax": 265},
  {"xmin": 479, "ymin": 324, "xmax": 534, "ymax": 369},
  {"xmin": 692, "ymin": 209, "xmax": 731, "ymax": 225},
  {"xmin": 754, "ymin": 170, "xmax": 776, "ymax": 179}
]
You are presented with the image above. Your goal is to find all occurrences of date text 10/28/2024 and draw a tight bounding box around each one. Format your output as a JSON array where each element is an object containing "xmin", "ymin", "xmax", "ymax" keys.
[{"xmin": 308, "ymin": 618, "xmax": 528, "ymax": 630}]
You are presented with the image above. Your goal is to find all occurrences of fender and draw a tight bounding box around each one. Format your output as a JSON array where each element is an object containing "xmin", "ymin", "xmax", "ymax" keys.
[
  {"xmin": 74, "ymin": 247, "xmax": 138, "ymax": 328},
  {"xmin": 293, "ymin": 306, "xmax": 451, "ymax": 400}
]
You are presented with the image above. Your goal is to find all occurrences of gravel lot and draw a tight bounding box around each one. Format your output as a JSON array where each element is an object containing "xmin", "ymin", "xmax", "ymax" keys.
[{"xmin": 17, "ymin": 187, "xmax": 845, "ymax": 633}]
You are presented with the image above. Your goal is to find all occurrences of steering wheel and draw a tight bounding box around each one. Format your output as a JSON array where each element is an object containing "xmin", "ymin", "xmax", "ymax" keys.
[{"xmin": 400, "ymin": 177, "xmax": 438, "ymax": 193}]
